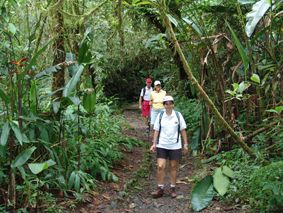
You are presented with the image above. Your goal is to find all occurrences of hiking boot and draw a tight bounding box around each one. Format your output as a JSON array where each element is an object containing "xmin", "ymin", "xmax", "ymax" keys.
[
  {"xmin": 151, "ymin": 187, "xmax": 164, "ymax": 198},
  {"xmin": 170, "ymin": 187, "xmax": 177, "ymax": 198}
]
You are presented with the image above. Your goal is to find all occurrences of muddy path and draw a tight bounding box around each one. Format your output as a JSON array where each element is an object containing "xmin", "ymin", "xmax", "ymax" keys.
[{"xmin": 77, "ymin": 104, "xmax": 241, "ymax": 213}]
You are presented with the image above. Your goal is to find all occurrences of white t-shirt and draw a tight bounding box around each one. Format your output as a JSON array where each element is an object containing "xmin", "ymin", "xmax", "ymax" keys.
[
  {"xmin": 140, "ymin": 87, "xmax": 153, "ymax": 101},
  {"xmin": 153, "ymin": 110, "xmax": 187, "ymax": 150}
]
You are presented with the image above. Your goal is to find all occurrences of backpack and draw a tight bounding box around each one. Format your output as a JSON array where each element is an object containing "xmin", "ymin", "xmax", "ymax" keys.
[{"xmin": 157, "ymin": 111, "xmax": 181, "ymax": 144}]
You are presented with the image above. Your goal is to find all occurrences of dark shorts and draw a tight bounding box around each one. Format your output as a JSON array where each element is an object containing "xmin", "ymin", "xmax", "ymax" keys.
[{"xmin": 156, "ymin": 148, "xmax": 182, "ymax": 160}]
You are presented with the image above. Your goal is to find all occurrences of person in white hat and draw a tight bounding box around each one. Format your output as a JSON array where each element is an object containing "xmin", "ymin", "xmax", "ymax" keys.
[
  {"xmin": 150, "ymin": 95, "xmax": 188, "ymax": 198},
  {"xmin": 149, "ymin": 80, "xmax": 166, "ymax": 128}
]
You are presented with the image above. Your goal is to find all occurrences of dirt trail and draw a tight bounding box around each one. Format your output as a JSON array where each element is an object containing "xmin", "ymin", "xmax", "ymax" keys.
[{"xmin": 78, "ymin": 104, "xmax": 240, "ymax": 213}]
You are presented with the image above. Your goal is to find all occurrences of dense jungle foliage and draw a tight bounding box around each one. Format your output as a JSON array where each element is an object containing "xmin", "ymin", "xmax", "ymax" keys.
[{"xmin": 0, "ymin": 0, "xmax": 282, "ymax": 212}]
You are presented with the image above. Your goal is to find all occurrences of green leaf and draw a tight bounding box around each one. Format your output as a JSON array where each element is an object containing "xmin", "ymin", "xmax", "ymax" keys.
[
  {"xmin": 34, "ymin": 65, "xmax": 60, "ymax": 79},
  {"xmin": 245, "ymin": 0, "xmax": 272, "ymax": 37},
  {"xmin": 238, "ymin": 0, "xmax": 256, "ymax": 5},
  {"xmin": 225, "ymin": 89, "xmax": 236, "ymax": 96},
  {"xmin": 226, "ymin": 21, "xmax": 249, "ymax": 79},
  {"xmin": 0, "ymin": 88, "xmax": 10, "ymax": 104},
  {"xmin": 1, "ymin": 122, "xmax": 10, "ymax": 146},
  {"xmin": 52, "ymin": 101, "xmax": 60, "ymax": 114},
  {"xmin": 69, "ymin": 96, "xmax": 81, "ymax": 106},
  {"xmin": 135, "ymin": 1, "xmax": 151, "ymax": 6},
  {"xmin": 11, "ymin": 146, "xmax": 36, "ymax": 168},
  {"xmin": 213, "ymin": 168, "xmax": 230, "ymax": 196},
  {"xmin": 68, "ymin": 171, "xmax": 76, "ymax": 189},
  {"xmin": 10, "ymin": 122, "xmax": 23, "ymax": 145},
  {"xmin": 191, "ymin": 127, "xmax": 201, "ymax": 151},
  {"xmin": 30, "ymin": 80, "xmax": 37, "ymax": 113},
  {"xmin": 266, "ymin": 106, "xmax": 283, "ymax": 114},
  {"xmin": 8, "ymin": 23, "xmax": 16, "ymax": 35},
  {"xmin": 28, "ymin": 163, "xmax": 48, "ymax": 175},
  {"xmin": 222, "ymin": 166, "xmax": 234, "ymax": 178},
  {"xmin": 167, "ymin": 14, "xmax": 178, "ymax": 27},
  {"xmin": 237, "ymin": 81, "xmax": 250, "ymax": 93},
  {"xmin": 63, "ymin": 65, "xmax": 84, "ymax": 97},
  {"xmin": 66, "ymin": 52, "xmax": 78, "ymax": 77},
  {"xmin": 75, "ymin": 173, "xmax": 81, "ymax": 192},
  {"xmin": 274, "ymin": 106, "xmax": 283, "ymax": 114},
  {"xmin": 83, "ymin": 91, "xmax": 96, "ymax": 113},
  {"xmin": 182, "ymin": 17, "xmax": 202, "ymax": 35},
  {"xmin": 28, "ymin": 159, "xmax": 56, "ymax": 175},
  {"xmin": 232, "ymin": 83, "xmax": 239, "ymax": 91},
  {"xmin": 24, "ymin": 40, "xmax": 53, "ymax": 74},
  {"xmin": 250, "ymin": 73, "xmax": 260, "ymax": 84},
  {"xmin": 191, "ymin": 176, "xmax": 215, "ymax": 211},
  {"xmin": 78, "ymin": 40, "xmax": 92, "ymax": 64},
  {"xmin": 46, "ymin": 159, "xmax": 56, "ymax": 167},
  {"xmin": 17, "ymin": 166, "xmax": 27, "ymax": 180}
]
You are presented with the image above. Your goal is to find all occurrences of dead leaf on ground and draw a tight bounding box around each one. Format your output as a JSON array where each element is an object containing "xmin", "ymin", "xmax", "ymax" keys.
[
  {"xmin": 102, "ymin": 194, "xmax": 111, "ymax": 200},
  {"xmin": 176, "ymin": 180, "xmax": 188, "ymax": 184}
]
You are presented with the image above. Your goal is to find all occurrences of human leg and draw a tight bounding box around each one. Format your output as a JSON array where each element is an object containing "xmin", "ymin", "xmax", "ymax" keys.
[
  {"xmin": 156, "ymin": 158, "xmax": 166, "ymax": 185},
  {"xmin": 151, "ymin": 158, "xmax": 166, "ymax": 198},
  {"xmin": 168, "ymin": 149, "xmax": 181, "ymax": 198},
  {"xmin": 150, "ymin": 108, "xmax": 159, "ymax": 126},
  {"xmin": 169, "ymin": 160, "xmax": 178, "ymax": 186}
]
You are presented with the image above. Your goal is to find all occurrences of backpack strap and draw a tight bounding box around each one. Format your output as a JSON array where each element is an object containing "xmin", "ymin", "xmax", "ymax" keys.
[
  {"xmin": 141, "ymin": 86, "xmax": 147, "ymax": 101},
  {"xmin": 157, "ymin": 111, "xmax": 181, "ymax": 144},
  {"xmin": 157, "ymin": 111, "xmax": 164, "ymax": 144},
  {"xmin": 175, "ymin": 111, "xmax": 181, "ymax": 143}
]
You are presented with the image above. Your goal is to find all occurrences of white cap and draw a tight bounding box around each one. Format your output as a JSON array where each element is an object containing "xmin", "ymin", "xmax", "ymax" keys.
[
  {"xmin": 163, "ymin": 95, "xmax": 174, "ymax": 102},
  {"xmin": 154, "ymin": 80, "xmax": 161, "ymax": 86}
]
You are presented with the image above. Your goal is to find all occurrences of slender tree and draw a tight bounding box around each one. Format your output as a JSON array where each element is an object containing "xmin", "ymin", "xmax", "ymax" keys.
[{"xmin": 52, "ymin": 0, "xmax": 65, "ymax": 100}]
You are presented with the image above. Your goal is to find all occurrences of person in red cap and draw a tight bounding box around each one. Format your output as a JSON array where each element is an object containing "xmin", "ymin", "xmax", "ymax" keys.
[{"xmin": 139, "ymin": 78, "xmax": 153, "ymax": 128}]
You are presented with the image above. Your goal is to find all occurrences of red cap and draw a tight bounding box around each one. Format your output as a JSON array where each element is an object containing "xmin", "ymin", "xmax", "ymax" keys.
[{"xmin": 146, "ymin": 78, "xmax": 152, "ymax": 83}]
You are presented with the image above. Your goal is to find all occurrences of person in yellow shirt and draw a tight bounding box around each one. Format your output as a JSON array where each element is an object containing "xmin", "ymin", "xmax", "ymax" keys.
[{"xmin": 149, "ymin": 80, "xmax": 166, "ymax": 127}]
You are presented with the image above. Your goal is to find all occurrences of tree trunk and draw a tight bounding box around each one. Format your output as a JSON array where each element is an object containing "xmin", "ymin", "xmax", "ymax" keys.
[
  {"xmin": 8, "ymin": 137, "xmax": 16, "ymax": 212},
  {"xmin": 117, "ymin": 0, "xmax": 124, "ymax": 49},
  {"xmin": 52, "ymin": 2, "xmax": 65, "ymax": 100}
]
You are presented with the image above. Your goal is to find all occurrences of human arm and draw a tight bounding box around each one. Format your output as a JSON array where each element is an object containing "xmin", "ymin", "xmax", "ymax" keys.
[
  {"xmin": 181, "ymin": 129, "xmax": 189, "ymax": 154},
  {"xmin": 150, "ymin": 130, "xmax": 159, "ymax": 152},
  {"xmin": 149, "ymin": 93, "xmax": 153, "ymax": 106},
  {"xmin": 139, "ymin": 95, "xmax": 142, "ymax": 109}
]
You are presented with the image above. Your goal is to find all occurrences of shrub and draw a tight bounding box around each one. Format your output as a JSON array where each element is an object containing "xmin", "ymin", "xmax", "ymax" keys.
[{"xmin": 248, "ymin": 161, "xmax": 283, "ymax": 212}]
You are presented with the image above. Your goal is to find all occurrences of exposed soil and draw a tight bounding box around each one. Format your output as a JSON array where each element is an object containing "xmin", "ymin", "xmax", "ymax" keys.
[{"xmin": 77, "ymin": 104, "xmax": 244, "ymax": 213}]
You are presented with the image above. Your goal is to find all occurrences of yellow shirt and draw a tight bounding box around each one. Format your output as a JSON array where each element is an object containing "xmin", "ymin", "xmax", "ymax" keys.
[{"xmin": 151, "ymin": 90, "xmax": 166, "ymax": 109}]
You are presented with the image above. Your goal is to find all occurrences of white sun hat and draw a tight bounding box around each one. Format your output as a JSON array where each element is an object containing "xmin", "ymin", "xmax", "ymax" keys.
[
  {"xmin": 154, "ymin": 80, "xmax": 161, "ymax": 86},
  {"xmin": 163, "ymin": 95, "xmax": 174, "ymax": 103}
]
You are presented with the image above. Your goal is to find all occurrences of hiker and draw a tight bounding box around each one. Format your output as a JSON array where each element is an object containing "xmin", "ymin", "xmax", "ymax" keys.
[
  {"xmin": 149, "ymin": 80, "xmax": 166, "ymax": 127},
  {"xmin": 139, "ymin": 78, "xmax": 153, "ymax": 127},
  {"xmin": 150, "ymin": 95, "xmax": 188, "ymax": 198}
]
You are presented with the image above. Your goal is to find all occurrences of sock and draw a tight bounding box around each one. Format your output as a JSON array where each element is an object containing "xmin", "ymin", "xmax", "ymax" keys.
[
  {"xmin": 170, "ymin": 184, "xmax": 176, "ymax": 188},
  {"xmin": 158, "ymin": 184, "xmax": 164, "ymax": 189}
]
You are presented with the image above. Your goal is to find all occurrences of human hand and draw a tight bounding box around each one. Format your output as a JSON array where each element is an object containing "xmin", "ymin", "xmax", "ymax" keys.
[
  {"xmin": 150, "ymin": 144, "xmax": 156, "ymax": 153},
  {"xmin": 139, "ymin": 105, "xmax": 141, "ymax": 109},
  {"xmin": 182, "ymin": 146, "xmax": 189, "ymax": 155}
]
